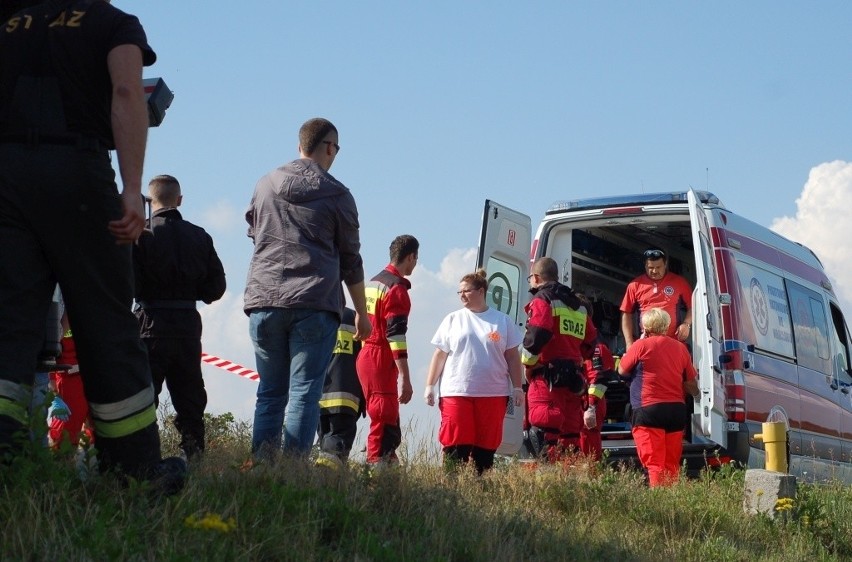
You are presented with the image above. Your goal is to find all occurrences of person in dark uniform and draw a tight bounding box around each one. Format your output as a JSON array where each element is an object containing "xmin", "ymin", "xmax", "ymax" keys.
[
  {"xmin": 0, "ymin": 0, "xmax": 185, "ymax": 492},
  {"xmin": 133, "ymin": 174, "xmax": 226, "ymax": 461},
  {"xmin": 316, "ymin": 307, "xmax": 364, "ymax": 467}
]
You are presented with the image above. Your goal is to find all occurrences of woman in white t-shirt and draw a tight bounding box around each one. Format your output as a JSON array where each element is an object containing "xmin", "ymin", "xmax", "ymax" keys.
[{"xmin": 424, "ymin": 269, "xmax": 524, "ymax": 473}]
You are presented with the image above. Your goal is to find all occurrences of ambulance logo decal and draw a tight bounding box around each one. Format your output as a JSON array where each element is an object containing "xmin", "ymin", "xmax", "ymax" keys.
[
  {"xmin": 487, "ymin": 271, "xmax": 514, "ymax": 317},
  {"xmin": 749, "ymin": 277, "xmax": 769, "ymax": 336},
  {"xmin": 664, "ymin": 285, "xmax": 675, "ymax": 297}
]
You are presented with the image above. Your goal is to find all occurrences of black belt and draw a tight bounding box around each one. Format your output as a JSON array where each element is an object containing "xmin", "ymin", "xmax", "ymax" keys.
[
  {"xmin": 137, "ymin": 300, "xmax": 196, "ymax": 310},
  {"xmin": 0, "ymin": 133, "xmax": 106, "ymax": 151}
]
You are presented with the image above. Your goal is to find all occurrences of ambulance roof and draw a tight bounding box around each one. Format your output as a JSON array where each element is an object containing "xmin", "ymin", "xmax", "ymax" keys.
[{"xmin": 546, "ymin": 190, "xmax": 724, "ymax": 215}]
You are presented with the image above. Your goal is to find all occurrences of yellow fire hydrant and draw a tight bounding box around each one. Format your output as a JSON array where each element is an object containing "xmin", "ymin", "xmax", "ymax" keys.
[{"xmin": 754, "ymin": 421, "xmax": 788, "ymax": 473}]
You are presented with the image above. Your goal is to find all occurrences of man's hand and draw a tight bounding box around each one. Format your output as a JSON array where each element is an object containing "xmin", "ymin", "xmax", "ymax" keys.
[
  {"xmin": 353, "ymin": 312, "xmax": 372, "ymax": 341},
  {"xmin": 398, "ymin": 376, "xmax": 413, "ymax": 404},
  {"xmin": 512, "ymin": 387, "xmax": 524, "ymax": 407},
  {"xmin": 675, "ymin": 322, "xmax": 691, "ymax": 342},
  {"xmin": 107, "ymin": 191, "xmax": 146, "ymax": 244}
]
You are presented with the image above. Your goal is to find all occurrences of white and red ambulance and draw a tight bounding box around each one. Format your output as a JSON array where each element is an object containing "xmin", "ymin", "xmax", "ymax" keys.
[{"xmin": 480, "ymin": 191, "xmax": 852, "ymax": 480}]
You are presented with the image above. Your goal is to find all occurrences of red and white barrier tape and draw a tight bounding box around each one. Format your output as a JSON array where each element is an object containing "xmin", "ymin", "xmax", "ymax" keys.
[{"xmin": 201, "ymin": 352, "xmax": 259, "ymax": 382}]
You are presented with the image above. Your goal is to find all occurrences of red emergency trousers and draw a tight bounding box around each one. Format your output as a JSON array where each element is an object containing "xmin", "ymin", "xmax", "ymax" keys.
[
  {"xmin": 526, "ymin": 377, "xmax": 584, "ymax": 456},
  {"xmin": 356, "ymin": 265, "xmax": 411, "ymax": 463},
  {"xmin": 48, "ymin": 334, "xmax": 93, "ymax": 448},
  {"xmin": 522, "ymin": 282, "xmax": 597, "ymax": 461},
  {"xmin": 580, "ymin": 343, "xmax": 615, "ymax": 460}
]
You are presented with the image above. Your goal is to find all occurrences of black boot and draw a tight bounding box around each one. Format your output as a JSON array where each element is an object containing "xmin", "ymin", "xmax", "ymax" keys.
[
  {"xmin": 97, "ymin": 423, "xmax": 186, "ymax": 496},
  {"xmin": 471, "ymin": 447, "xmax": 496, "ymax": 474},
  {"xmin": 522, "ymin": 426, "xmax": 548, "ymax": 459}
]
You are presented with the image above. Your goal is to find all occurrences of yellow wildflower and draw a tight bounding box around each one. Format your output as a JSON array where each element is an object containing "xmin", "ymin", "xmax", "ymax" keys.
[
  {"xmin": 184, "ymin": 512, "xmax": 237, "ymax": 533},
  {"xmin": 774, "ymin": 498, "xmax": 795, "ymax": 512}
]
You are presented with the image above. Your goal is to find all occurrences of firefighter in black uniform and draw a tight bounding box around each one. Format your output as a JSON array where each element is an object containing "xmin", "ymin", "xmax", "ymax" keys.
[
  {"xmin": 316, "ymin": 308, "xmax": 365, "ymax": 467},
  {"xmin": 0, "ymin": 0, "xmax": 184, "ymax": 492},
  {"xmin": 133, "ymin": 174, "xmax": 226, "ymax": 461}
]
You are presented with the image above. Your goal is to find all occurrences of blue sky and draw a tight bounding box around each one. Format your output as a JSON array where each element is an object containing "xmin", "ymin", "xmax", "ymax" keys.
[{"xmin": 127, "ymin": 2, "xmax": 852, "ymax": 456}]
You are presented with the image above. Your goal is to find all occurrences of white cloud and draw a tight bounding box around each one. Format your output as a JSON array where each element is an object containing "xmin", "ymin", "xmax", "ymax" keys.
[
  {"xmin": 770, "ymin": 160, "xmax": 852, "ymax": 310},
  {"xmin": 200, "ymin": 199, "xmax": 242, "ymax": 233},
  {"xmin": 197, "ymin": 247, "xmax": 479, "ymax": 460}
]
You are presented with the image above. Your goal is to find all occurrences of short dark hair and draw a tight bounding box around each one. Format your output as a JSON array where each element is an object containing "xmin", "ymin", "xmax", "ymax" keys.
[
  {"xmin": 532, "ymin": 257, "xmax": 558, "ymax": 282},
  {"xmin": 299, "ymin": 118, "xmax": 337, "ymax": 155},
  {"xmin": 390, "ymin": 234, "xmax": 419, "ymax": 263},
  {"xmin": 148, "ymin": 174, "xmax": 181, "ymax": 206}
]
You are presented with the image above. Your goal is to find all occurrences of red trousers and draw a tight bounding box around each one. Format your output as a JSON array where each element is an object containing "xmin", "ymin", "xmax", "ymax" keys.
[
  {"xmin": 632, "ymin": 425, "xmax": 683, "ymax": 487},
  {"xmin": 48, "ymin": 371, "xmax": 93, "ymax": 448},
  {"xmin": 356, "ymin": 346, "xmax": 401, "ymax": 463},
  {"xmin": 438, "ymin": 396, "xmax": 506, "ymax": 450},
  {"xmin": 580, "ymin": 399, "xmax": 607, "ymax": 460},
  {"xmin": 526, "ymin": 377, "xmax": 583, "ymax": 458}
]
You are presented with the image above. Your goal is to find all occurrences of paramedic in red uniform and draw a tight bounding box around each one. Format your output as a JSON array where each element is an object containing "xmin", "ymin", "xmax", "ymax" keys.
[
  {"xmin": 522, "ymin": 257, "xmax": 597, "ymax": 461},
  {"xmin": 618, "ymin": 307, "xmax": 699, "ymax": 487},
  {"xmin": 580, "ymin": 340, "xmax": 616, "ymax": 460},
  {"xmin": 357, "ymin": 235, "xmax": 419, "ymax": 465},
  {"xmin": 620, "ymin": 248, "xmax": 692, "ymax": 349}
]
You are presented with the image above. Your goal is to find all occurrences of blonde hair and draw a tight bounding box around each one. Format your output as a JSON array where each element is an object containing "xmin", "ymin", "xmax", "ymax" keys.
[{"xmin": 641, "ymin": 307, "xmax": 671, "ymax": 335}]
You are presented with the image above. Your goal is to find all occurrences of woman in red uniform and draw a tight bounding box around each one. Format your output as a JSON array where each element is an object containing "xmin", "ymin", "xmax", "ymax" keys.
[{"xmin": 618, "ymin": 308, "xmax": 698, "ymax": 486}]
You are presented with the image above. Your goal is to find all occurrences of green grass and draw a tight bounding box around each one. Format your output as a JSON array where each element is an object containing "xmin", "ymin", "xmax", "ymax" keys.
[{"xmin": 3, "ymin": 413, "xmax": 852, "ymax": 561}]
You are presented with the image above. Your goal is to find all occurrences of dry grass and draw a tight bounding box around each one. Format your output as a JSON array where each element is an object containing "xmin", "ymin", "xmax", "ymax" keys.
[{"xmin": 2, "ymin": 412, "xmax": 852, "ymax": 561}]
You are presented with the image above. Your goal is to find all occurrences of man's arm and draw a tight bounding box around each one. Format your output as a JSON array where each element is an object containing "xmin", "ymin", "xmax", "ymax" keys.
[
  {"xmin": 199, "ymin": 238, "xmax": 227, "ymax": 304},
  {"xmin": 621, "ymin": 312, "xmax": 635, "ymax": 349},
  {"xmin": 345, "ymin": 280, "xmax": 372, "ymax": 341},
  {"xmin": 396, "ymin": 357, "xmax": 413, "ymax": 405},
  {"xmin": 106, "ymin": 44, "xmax": 148, "ymax": 244},
  {"xmin": 675, "ymin": 307, "xmax": 693, "ymax": 342}
]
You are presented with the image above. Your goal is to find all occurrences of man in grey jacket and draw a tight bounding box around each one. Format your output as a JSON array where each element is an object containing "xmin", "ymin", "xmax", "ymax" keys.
[{"xmin": 244, "ymin": 117, "xmax": 371, "ymax": 459}]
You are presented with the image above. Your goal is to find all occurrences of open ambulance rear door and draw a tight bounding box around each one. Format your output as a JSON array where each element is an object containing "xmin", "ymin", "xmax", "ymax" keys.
[
  {"xmin": 477, "ymin": 200, "xmax": 532, "ymax": 455},
  {"xmin": 687, "ymin": 190, "xmax": 727, "ymax": 448}
]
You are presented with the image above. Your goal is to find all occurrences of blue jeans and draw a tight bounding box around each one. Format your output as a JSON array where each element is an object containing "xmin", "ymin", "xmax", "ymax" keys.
[{"xmin": 249, "ymin": 308, "xmax": 338, "ymax": 458}]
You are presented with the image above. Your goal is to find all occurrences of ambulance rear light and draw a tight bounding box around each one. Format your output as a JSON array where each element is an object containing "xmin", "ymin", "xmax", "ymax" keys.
[{"xmin": 724, "ymin": 369, "xmax": 746, "ymax": 423}]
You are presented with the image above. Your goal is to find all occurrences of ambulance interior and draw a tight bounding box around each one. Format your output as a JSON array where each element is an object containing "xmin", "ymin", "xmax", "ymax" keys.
[{"xmin": 541, "ymin": 213, "xmax": 697, "ymax": 436}]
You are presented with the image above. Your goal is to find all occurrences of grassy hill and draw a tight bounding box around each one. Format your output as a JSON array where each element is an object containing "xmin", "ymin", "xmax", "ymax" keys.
[{"xmin": 3, "ymin": 412, "xmax": 852, "ymax": 561}]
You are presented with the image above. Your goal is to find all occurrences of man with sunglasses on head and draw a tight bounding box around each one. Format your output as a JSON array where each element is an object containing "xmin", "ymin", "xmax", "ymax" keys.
[{"xmin": 620, "ymin": 248, "xmax": 692, "ymax": 350}]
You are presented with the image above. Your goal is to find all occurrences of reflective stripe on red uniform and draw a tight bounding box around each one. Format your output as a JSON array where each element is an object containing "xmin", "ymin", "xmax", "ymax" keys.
[{"xmin": 521, "ymin": 282, "xmax": 597, "ymax": 367}]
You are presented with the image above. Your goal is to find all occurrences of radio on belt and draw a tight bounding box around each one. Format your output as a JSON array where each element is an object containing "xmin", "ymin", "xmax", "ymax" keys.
[{"xmin": 143, "ymin": 77, "xmax": 174, "ymax": 127}]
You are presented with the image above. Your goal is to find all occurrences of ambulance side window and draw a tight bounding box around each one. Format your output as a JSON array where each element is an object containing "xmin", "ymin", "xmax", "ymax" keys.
[
  {"xmin": 830, "ymin": 303, "xmax": 852, "ymax": 386},
  {"xmin": 787, "ymin": 281, "xmax": 830, "ymax": 373}
]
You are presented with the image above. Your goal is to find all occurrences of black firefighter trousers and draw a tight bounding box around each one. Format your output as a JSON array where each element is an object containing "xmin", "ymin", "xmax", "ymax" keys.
[{"xmin": 0, "ymin": 143, "xmax": 161, "ymax": 476}]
